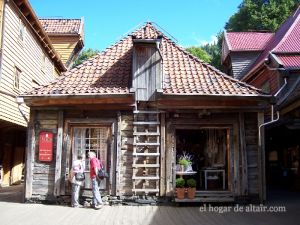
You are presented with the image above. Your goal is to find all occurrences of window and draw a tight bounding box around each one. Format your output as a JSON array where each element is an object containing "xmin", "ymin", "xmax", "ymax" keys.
[
  {"xmin": 14, "ymin": 67, "xmax": 21, "ymax": 90},
  {"xmin": 19, "ymin": 19, "xmax": 25, "ymax": 41},
  {"xmin": 72, "ymin": 127, "xmax": 110, "ymax": 190}
]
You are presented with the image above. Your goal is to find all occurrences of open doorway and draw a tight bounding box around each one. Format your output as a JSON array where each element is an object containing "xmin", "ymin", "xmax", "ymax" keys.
[{"xmin": 175, "ymin": 128, "xmax": 230, "ymax": 191}]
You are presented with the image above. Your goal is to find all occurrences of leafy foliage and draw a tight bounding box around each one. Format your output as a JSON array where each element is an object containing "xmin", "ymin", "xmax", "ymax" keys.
[
  {"xmin": 186, "ymin": 46, "xmax": 212, "ymax": 63},
  {"xmin": 186, "ymin": 178, "xmax": 197, "ymax": 188},
  {"xmin": 225, "ymin": 0, "xmax": 300, "ymax": 32},
  {"xmin": 72, "ymin": 48, "xmax": 100, "ymax": 68},
  {"xmin": 176, "ymin": 178, "xmax": 185, "ymax": 188}
]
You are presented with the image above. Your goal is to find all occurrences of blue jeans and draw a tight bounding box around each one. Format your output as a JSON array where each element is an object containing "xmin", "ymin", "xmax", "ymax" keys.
[
  {"xmin": 91, "ymin": 178, "xmax": 103, "ymax": 206},
  {"xmin": 71, "ymin": 183, "xmax": 81, "ymax": 207}
]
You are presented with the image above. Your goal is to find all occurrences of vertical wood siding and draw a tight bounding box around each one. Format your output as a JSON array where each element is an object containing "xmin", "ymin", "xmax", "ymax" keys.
[
  {"xmin": 132, "ymin": 45, "xmax": 161, "ymax": 101},
  {"xmin": 119, "ymin": 112, "xmax": 134, "ymax": 195},
  {"xmin": 31, "ymin": 111, "xmax": 58, "ymax": 199},
  {"xmin": 0, "ymin": 3, "xmax": 57, "ymax": 127},
  {"xmin": 244, "ymin": 112, "xmax": 259, "ymax": 195}
]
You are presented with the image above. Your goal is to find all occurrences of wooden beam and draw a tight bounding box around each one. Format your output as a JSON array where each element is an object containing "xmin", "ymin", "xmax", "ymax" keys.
[
  {"xmin": 160, "ymin": 113, "xmax": 166, "ymax": 196},
  {"xmin": 239, "ymin": 113, "xmax": 248, "ymax": 196},
  {"xmin": 233, "ymin": 122, "xmax": 240, "ymax": 196},
  {"xmin": 54, "ymin": 111, "xmax": 63, "ymax": 196},
  {"xmin": 116, "ymin": 112, "xmax": 122, "ymax": 196},
  {"xmin": 25, "ymin": 111, "xmax": 35, "ymax": 200},
  {"xmin": 257, "ymin": 112, "xmax": 265, "ymax": 203}
]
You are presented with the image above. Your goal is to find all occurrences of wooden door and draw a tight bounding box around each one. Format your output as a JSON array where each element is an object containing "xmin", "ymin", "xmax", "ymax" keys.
[{"xmin": 133, "ymin": 45, "xmax": 161, "ymax": 101}]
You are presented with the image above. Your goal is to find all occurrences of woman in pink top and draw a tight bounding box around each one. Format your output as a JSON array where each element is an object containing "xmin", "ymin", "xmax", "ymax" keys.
[{"xmin": 88, "ymin": 151, "xmax": 103, "ymax": 209}]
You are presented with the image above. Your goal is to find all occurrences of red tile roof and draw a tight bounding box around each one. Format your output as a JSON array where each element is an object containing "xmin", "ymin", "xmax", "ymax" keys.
[
  {"xmin": 39, "ymin": 19, "xmax": 82, "ymax": 35},
  {"xmin": 277, "ymin": 55, "xmax": 300, "ymax": 69},
  {"xmin": 22, "ymin": 23, "xmax": 266, "ymax": 97},
  {"xmin": 225, "ymin": 32, "xmax": 273, "ymax": 51}
]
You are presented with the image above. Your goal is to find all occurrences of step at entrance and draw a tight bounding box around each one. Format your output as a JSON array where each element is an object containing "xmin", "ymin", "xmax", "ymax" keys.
[{"xmin": 132, "ymin": 105, "xmax": 160, "ymax": 195}]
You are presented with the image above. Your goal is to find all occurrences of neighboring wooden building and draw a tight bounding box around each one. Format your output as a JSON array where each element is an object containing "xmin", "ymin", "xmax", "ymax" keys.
[
  {"xmin": 222, "ymin": 6, "xmax": 300, "ymax": 192},
  {"xmin": 0, "ymin": 0, "xmax": 66, "ymax": 187},
  {"xmin": 21, "ymin": 23, "xmax": 270, "ymax": 203},
  {"xmin": 39, "ymin": 18, "xmax": 84, "ymax": 69}
]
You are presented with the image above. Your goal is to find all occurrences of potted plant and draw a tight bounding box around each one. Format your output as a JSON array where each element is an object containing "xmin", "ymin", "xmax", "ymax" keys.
[
  {"xmin": 178, "ymin": 152, "xmax": 193, "ymax": 172},
  {"xmin": 176, "ymin": 177, "xmax": 185, "ymax": 199},
  {"xmin": 186, "ymin": 178, "xmax": 196, "ymax": 199}
]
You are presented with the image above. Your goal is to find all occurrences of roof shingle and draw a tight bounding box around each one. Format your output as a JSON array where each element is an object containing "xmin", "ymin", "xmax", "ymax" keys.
[
  {"xmin": 39, "ymin": 19, "xmax": 82, "ymax": 34},
  {"xmin": 22, "ymin": 23, "xmax": 265, "ymax": 97},
  {"xmin": 226, "ymin": 32, "xmax": 273, "ymax": 51}
]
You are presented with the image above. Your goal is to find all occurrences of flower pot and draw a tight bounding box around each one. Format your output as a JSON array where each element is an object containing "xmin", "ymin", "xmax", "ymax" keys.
[
  {"xmin": 176, "ymin": 188, "xmax": 185, "ymax": 199},
  {"xmin": 187, "ymin": 187, "xmax": 196, "ymax": 199}
]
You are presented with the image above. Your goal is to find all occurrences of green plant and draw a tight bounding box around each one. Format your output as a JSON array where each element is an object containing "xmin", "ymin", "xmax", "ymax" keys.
[
  {"xmin": 178, "ymin": 151, "xmax": 193, "ymax": 166},
  {"xmin": 186, "ymin": 178, "xmax": 197, "ymax": 188},
  {"xmin": 176, "ymin": 178, "xmax": 185, "ymax": 188},
  {"xmin": 178, "ymin": 159, "xmax": 190, "ymax": 166}
]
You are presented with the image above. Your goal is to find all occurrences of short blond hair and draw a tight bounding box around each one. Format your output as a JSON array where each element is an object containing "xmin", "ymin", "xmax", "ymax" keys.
[{"xmin": 88, "ymin": 151, "xmax": 96, "ymax": 158}]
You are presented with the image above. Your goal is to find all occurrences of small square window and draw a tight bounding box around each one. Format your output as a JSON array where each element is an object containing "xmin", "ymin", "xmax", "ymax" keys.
[{"xmin": 14, "ymin": 67, "xmax": 21, "ymax": 90}]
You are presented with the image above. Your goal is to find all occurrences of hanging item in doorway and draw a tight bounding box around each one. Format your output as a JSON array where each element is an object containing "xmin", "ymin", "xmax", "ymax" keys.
[{"xmin": 39, "ymin": 131, "xmax": 54, "ymax": 162}]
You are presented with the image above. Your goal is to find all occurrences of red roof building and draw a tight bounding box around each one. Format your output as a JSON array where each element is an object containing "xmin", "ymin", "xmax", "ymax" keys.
[
  {"xmin": 22, "ymin": 23, "xmax": 270, "ymax": 204},
  {"xmin": 222, "ymin": 6, "xmax": 300, "ymax": 192}
]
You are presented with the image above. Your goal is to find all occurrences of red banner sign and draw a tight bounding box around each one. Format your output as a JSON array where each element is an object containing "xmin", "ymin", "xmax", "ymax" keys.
[{"xmin": 39, "ymin": 131, "xmax": 53, "ymax": 162}]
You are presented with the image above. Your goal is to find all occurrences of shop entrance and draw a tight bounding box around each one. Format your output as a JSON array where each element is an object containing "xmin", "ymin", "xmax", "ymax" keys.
[
  {"xmin": 175, "ymin": 128, "xmax": 230, "ymax": 191},
  {"xmin": 72, "ymin": 126, "xmax": 111, "ymax": 191}
]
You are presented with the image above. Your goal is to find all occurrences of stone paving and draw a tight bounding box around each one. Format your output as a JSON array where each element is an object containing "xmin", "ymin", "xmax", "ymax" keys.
[{"xmin": 0, "ymin": 185, "xmax": 299, "ymax": 225}]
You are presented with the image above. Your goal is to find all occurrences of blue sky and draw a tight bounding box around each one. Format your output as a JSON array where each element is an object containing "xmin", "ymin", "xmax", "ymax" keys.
[{"xmin": 30, "ymin": 0, "xmax": 241, "ymax": 51}]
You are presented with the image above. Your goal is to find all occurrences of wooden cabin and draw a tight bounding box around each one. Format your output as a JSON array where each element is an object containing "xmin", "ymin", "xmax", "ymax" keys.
[
  {"xmin": 222, "ymin": 6, "xmax": 300, "ymax": 193},
  {"xmin": 21, "ymin": 23, "xmax": 271, "ymax": 203},
  {"xmin": 0, "ymin": 0, "xmax": 66, "ymax": 187},
  {"xmin": 39, "ymin": 18, "xmax": 84, "ymax": 69}
]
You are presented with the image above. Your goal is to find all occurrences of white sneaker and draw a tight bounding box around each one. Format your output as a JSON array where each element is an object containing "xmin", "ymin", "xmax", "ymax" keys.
[{"xmin": 94, "ymin": 204, "xmax": 103, "ymax": 210}]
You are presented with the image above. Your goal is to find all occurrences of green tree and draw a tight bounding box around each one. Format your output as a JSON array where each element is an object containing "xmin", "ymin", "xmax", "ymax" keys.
[
  {"xmin": 73, "ymin": 48, "xmax": 100, "ymax": 68},
  {"xmin": 186, "ymin": 46, "xmax": 212, "ymax": 63},
  {"xmin": 225, "ymin": 0, "xmax": 300, "ymax": 32}
]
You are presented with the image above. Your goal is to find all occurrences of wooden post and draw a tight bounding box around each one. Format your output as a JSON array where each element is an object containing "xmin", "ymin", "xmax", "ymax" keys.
[
  {"xmin": 116, "ymin": 111, "xmax": 122, "ymax": 196},
  {"xmin": 25, "ymin": 110, "xmax": 35, "ymax": 200},
  {"xmin": 257, "ymin": 112, "xmax": 265, "ymax": 203},
  {"xmin": 239, "ymin": 113, "xmax": 248, "ymax": 196},
  {"xmin": 233, "ymin": 122, "xmax": 240, "ymax": 196},
  {"xmin": 54, "ymin": 111, "xmax": 63, "ymax": 196},
  {"xmin": 160, "ymin": 112, "xmax": 166, "ymax": 196}
]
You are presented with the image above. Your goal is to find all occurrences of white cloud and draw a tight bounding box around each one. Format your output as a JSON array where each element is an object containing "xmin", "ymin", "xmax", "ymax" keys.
[{"xmin": 198, "ymin": 35, "xmax": 218, "ymax": 46}]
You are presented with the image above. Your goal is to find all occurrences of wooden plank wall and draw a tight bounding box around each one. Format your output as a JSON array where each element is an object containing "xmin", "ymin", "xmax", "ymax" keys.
[
  {"xmin": 132, "ymin": 44, "xmax": 161, "ymax": 101},
  {"xmin": 231, "ymin": 52, "xmax": 260, "ymax": 80},
  {"xmin": 0, "ymin": 2, "xmax": 58, "ymax": 127},
  {"xmin": 244, "ymin": 112, "xmax": 259, "ymax": 196},
  {"xmin": 119, "ymin": 112, "xmax": 134, "ymax": 195},
  {"xmin": 48, "ymin": 35, "xmax": 79, "ymax": 65},
  {"xmin": 31, "ymin": 111, "xmax": 58, "ymax": 200}
]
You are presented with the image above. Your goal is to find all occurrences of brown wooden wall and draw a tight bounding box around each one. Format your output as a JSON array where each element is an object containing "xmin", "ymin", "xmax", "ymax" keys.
[
  {"xmin": 26, "ymin": 109, "xmax": 263, "ymax": 201},
  {"xmin": 247, "ymin": 69, "xmax": 280, "ymax": 95},
  {"xmin": 244, "ymin": 112, "xmax": 259, "ymax": 196},
  {"xmin": 31, "ymin": 111, "xmax": 58, "ymax": 199}
]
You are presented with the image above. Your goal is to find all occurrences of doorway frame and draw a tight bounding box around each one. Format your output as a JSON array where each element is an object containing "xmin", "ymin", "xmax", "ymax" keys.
[
  {"xmin": 62, "ymin": 118, "xmax": 117, "ymax": 195},
  {"xmin": 165, "ymin": 118, "xmax": 240, "ymax": 197}
]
